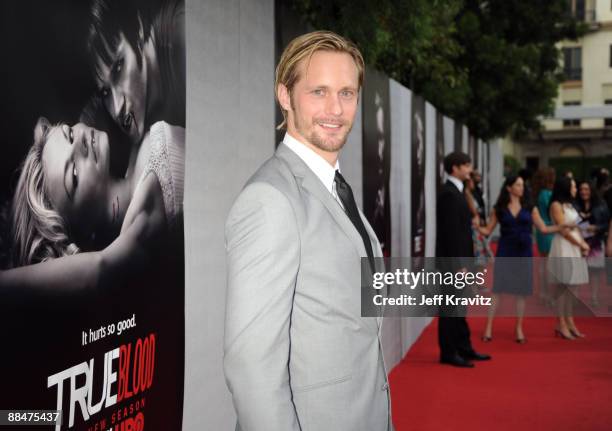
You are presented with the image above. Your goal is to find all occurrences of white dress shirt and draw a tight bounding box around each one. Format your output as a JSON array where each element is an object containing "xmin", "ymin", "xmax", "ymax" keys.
[
  {"xmin": 448, "ymin": 175, "xmax": 464, "ymax": 193},
  {"xmin": 283, "ymin": 133, "xmax": 344, "ymax": 208}
]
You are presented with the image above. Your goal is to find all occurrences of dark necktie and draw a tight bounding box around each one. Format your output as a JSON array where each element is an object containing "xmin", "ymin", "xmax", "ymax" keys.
[{"xmin": 334, "ymin": 170, "xmax": 375, "ymax": 273}]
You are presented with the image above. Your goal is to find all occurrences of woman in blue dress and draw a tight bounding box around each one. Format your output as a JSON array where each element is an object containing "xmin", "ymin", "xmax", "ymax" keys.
[{"xmin": 479, "ymin": 175, "xmax": 566, "ymax": 343}]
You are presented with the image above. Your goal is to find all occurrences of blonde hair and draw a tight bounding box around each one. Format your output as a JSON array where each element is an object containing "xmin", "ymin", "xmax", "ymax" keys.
[
  {"xmin": 275, "ymin": 30, "xmax": 365, "ymax": 130},
  {"xmin": 10, "ymin": 117, "xmax": 79, "ymax": 266}
]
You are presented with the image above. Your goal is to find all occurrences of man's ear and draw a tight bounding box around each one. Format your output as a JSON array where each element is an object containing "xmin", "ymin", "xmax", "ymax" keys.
[{"xmin": 277, "ymin": 84, "xmax": 291, "ymax": 112}]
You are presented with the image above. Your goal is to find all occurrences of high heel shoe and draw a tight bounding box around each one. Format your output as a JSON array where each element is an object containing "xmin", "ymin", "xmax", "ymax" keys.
[
  {"xmin": 481, "ymin": 335, "xmax": 492, "ymax": 342},
  {"xmin": 554, "ymin": 328, "xmax": 575, "ymax": 340},
  {"xmin": 569, "ymin": 328, "xmax": 585, "ymax": 338},
  {"xmin": 516, "ymin": 337, "xmax": 527, "ymax": 344}
]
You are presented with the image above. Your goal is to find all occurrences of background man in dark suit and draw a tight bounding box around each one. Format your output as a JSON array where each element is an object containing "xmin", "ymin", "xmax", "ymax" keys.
[{"xmin": 436, "ymin": 152, "xmax": 491, "ymax": 367}]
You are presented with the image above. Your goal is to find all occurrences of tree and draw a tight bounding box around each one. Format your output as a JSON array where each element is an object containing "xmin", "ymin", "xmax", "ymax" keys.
[{"xmin": 290, "ymin": 0, "xmax": 584, "ymax": 140}]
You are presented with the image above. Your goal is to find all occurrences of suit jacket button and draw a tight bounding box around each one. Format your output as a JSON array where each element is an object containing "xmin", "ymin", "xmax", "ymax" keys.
[{"xmin": 381, "ymin": 382, "xmax": 389, "ymax": 391}]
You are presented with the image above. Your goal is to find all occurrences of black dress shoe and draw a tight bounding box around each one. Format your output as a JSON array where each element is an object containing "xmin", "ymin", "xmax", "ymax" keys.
[
  {"xmin": 440, "ymin": 354, "xmax": 474, "ymax": 368},
  {"xmin": 460, "ymin": 350, "xmax": 491, "ymax": 361}
]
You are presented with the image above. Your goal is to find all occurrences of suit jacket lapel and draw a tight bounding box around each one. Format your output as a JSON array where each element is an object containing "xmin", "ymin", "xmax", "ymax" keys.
[
  {"xmin": 360, "ymin": 212, "xmax": 385, "ymax": 328},
  {"xmin": 276, "ymin": 144, "xmax": 384, "ymax": 331},
  {"xmin": 361, "ymin": 212, "xmax": 383, "ymax": 259},
  {"xmin": 276, "ymin": 144, "xmax": 368, "ymax": 259},
  {"xmin": 360, "ymin": 215, "xmax": 386, "ymax": 329},
  {"xmin": 446, "ymin": 179, "xmax": 462, "ymax": 196}
]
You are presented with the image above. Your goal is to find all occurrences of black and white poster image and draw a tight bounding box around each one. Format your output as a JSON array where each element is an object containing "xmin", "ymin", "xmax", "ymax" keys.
[
  {"xmin": 411, "ymin": 93, "xmax": 426, "ymax": 260},
  {"xmin": 0, "ymin": 1, "xmax": 185, "ymax": 430},
  {"xmin": 436, "ymin": 111, "xmax": 445, "ymax": 190},
  {"xmin": 362, "ymin": 67, "xmax": 391, "ymax": 256}
]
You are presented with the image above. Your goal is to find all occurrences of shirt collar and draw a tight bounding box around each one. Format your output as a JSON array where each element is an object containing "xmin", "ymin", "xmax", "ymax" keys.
[
  {"xmin": 448, "ymin": 175, "xmax": 464, "ymax": 193},
  {"xmin": 283, "ymin": 132, "xmax": 339, "ymax": 194}
]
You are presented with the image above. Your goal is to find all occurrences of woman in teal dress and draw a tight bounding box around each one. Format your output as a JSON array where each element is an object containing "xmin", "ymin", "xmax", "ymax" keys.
[{"xmin": 533, "ymin": 168, "xmax": 556, "ymax": 305}]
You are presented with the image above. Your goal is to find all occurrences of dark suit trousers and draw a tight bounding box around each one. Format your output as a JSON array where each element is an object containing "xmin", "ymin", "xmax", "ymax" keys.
[{"xmin": 438, "ymin": 284, "xmax": 474, "ymax": 359}]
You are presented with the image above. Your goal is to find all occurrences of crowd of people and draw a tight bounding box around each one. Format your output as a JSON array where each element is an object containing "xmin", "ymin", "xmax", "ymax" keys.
[
  {"xmin": 470, "ymin": 165, "xmax": 612, "ymax": 343},
  {"xmin": 436, "ymin": 152, "xmax": 612, "ymax": 367}
]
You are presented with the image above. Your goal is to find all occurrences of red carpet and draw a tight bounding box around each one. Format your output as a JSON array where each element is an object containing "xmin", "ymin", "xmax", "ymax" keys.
[{"xmin": 389, "ymin": 316, "xmax": 612, "ymax": 431}]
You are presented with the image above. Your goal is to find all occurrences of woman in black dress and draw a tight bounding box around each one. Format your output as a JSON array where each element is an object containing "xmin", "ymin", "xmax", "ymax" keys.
[{"xmin": 576, "ymin": 181, "xmax": 609, "ymax": 307}]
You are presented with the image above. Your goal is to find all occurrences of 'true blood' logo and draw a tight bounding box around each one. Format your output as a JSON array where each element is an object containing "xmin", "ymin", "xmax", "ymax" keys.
[{"xmin": 47, "ymin": 333, "xmax": 156, "ymax": 430}]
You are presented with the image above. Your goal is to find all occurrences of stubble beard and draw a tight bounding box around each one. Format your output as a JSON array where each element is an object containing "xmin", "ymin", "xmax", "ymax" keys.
[{"xmin": 294, "ymin": 114, "xmax": 352, "ymax": 154}]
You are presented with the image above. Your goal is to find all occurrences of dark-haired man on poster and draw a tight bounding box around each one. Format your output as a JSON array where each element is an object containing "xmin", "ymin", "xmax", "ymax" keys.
[{"xmin": 87, "ymin": 0, "xmax": 185, "ymax": 147}]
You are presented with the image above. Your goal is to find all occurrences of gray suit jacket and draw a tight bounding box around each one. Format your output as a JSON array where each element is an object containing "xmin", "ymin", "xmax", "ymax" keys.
[{"xmin": 224, "ymin": 143, "xmax": 391, "ymax": 431}]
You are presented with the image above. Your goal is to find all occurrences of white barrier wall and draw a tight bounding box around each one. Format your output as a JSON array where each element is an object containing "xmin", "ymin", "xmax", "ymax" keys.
[
  {"xmin": 390, "ymin": 79, "xmax": 412, "ymax": 259},
  {"xmin": 478, "ymin": 140, "xmax": 484, "ymax": 173},
  {"xmin": 424, "ymin": 102, "xmax": 437, "ymax": 259},
  {"xmin": 443, "ymin": 116, "xmax": 455, "ymax": 159},
  {"xmin": 388, "ymin": 79, "xmax": 433, "ymax": 361},
  {"xmin": 183, "ymin": 0, "xmax": 275, "ymax": 429},
  {"xmin": 489, "ymin": 139, "xmax": 504, "ymax": 216},
  {"xmin": 386, "ymin": 80, "xmax": 411, "ymax": 367},
  {"xmin": 340, "ymin": 101, "xmax": 364, "ymax": 209}
]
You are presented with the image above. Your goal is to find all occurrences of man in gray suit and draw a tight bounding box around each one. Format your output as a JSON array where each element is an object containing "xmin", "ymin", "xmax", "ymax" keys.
[{"xmin": 224, "ymin": 31, "xmax": 391, "ymax": 430}]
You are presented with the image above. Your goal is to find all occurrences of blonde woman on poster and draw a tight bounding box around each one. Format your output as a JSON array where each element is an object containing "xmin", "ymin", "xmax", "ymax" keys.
[{"xmin": 0, "ymin": 118, "xmax": 184, "ymax": 289}]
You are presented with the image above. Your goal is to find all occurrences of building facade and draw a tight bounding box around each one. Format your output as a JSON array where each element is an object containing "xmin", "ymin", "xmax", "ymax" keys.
[{"xmin": 505, "ymin": 0, "xmax": 612, "ymax": 180}]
